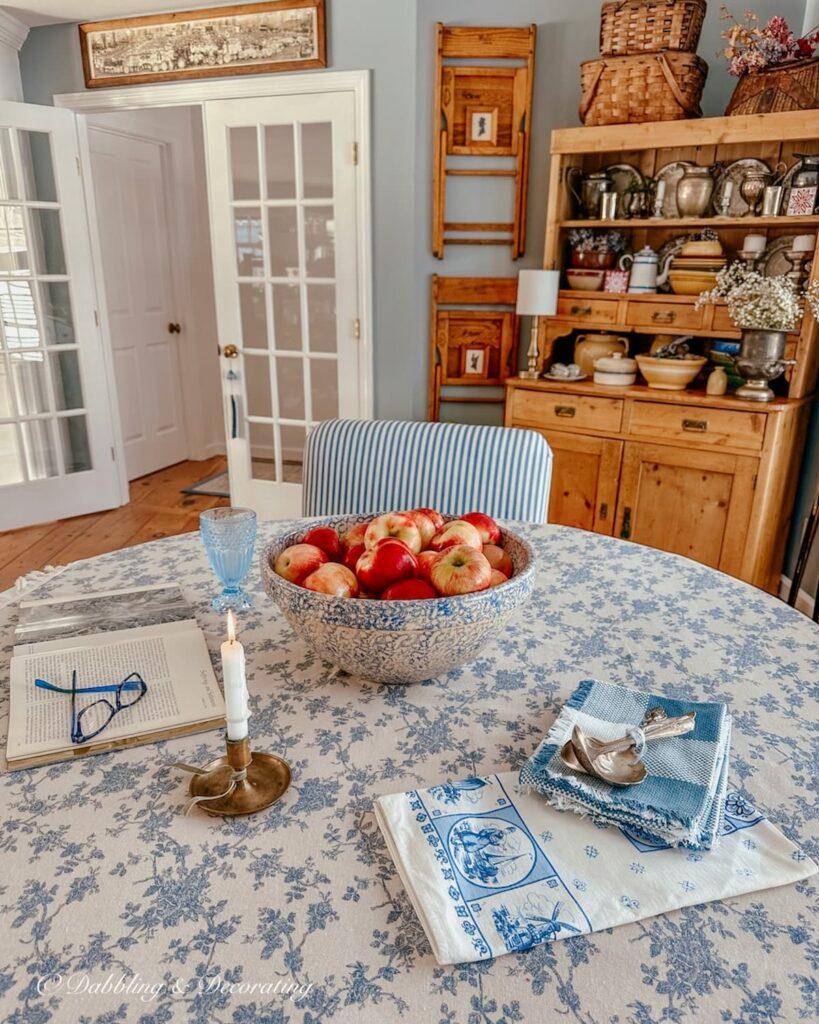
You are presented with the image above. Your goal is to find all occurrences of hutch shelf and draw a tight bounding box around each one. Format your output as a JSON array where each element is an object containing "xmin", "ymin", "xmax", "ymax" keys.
[{"xmin": 505, "ymin": 111, "xmax": 818, "ymax": 593}]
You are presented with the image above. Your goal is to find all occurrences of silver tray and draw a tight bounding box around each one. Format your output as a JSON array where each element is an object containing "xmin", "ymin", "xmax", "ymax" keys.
[
  {"xmin": 761, "ymin": 235, "xmax": 797, "ymax": 278},
  {"xmin": 605, "ymin": 163, "xmax": 644, "ymax": 200}
]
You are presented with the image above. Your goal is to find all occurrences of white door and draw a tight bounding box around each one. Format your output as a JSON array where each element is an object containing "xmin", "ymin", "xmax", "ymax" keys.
[
  {"xmin": 0, "ymin": 102, "xmax": 122, "ymax": 532},
  {"xmin": 88, "ymin": 128, "xmax": 187, "ymax": 480},
  {"xmin": 204, "ymin": 92, "xmax": 367, "ymax": 518}
]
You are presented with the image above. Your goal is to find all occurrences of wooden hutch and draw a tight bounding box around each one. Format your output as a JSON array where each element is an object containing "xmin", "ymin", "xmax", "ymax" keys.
[{"xmin": 505, "ymin": 111, "xmax": 818, "ymax": 593}]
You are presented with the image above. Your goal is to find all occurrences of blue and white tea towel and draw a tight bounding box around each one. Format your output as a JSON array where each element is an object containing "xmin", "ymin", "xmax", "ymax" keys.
[
  {"xmin": 374, "ymin": 773, "xmax": 816, "ymax": 966},
  {"xmin": 519, "ymin": 680, "xmax": 731, "ymax": 849}
]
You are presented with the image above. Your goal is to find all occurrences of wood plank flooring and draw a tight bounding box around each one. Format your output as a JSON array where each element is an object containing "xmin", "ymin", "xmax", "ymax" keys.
[{"xmin": 0, "ymin": 457, "xmax": 229, "ymax": 592}]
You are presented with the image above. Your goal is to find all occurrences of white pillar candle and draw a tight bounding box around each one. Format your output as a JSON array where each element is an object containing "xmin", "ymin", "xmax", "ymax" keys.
[
  {"xmin": 222, "ymin": 610, "xmax": 249, "ymax": 741},
  {"xmin": 743, "ymin": 234, "xmax": 767, "ymax": 253},
  {"xmin": 792, "ymin": 234, "xmax": 816, "ymax": 252},
  {"xmin": 654, "ymin": 180, "xmax": 666, "ymax": 202}
]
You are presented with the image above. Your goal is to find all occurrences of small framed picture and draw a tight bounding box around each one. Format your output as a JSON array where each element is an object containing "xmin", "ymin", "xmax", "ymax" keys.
[
  {"xmin": 786, "ymin": 186, "xmax": 818, "ymax": 217},
  {"xmin": 604, "ymin": 269, "xmax": 629, "ymax": 294},
  {"xmin": 467, "ymin": 107, "xmax": 498, "ymax": 146},
  {"xmin": 461, "ymin": 346, "xmax": 488, "ymax": 377}
]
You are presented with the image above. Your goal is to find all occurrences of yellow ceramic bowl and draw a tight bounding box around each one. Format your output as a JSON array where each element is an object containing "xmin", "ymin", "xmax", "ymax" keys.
[
  {"xmin": 635, "ymin": 355, "xmax": 707, "ymax": 390},
  {"xmin": 668, "ymin": 270, "xmax": 719, "ymax": 295},
  {"xmin": 679, "ymin": 240, "xmax": 723, "ymax": 257}
]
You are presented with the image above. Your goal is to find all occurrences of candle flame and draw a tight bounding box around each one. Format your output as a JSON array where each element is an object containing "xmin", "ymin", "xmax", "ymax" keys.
[{"xmin": 227, "ymin": 609, "xmax": 237, "ymax": 643}]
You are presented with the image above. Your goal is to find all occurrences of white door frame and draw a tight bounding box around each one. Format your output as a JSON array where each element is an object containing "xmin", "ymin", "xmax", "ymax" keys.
[{"xmin": 55, "ymin": 71, "xmax": 374, "ymax": 482}]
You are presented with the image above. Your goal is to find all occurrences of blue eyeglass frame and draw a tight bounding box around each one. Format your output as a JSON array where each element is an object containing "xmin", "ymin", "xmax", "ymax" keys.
[{"xmin": 35, "ymin": 670, "xmax": 148, "ymax": 744}]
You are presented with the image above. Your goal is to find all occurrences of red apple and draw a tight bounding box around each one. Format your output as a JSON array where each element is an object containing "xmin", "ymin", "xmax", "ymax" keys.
[
  {"xmin": 382, "ymin": 578, "xmax": 438, "ymax": 600},
  {"xmin": 341, "ymin": 521, "xmax": 369, "ymax": 551},
  {"xmin": 414, "ymin": 507, "xmax": 445, "ymax": 533},
  {"xmin": 364, "ymin": 513, "xmax": 422, "ymax": 555},
  {"xmin": 274, "ymin": 543, "xmax": 328, "ymax": 584},
  {"xmin": 356, "ymin": 538, "xmax": 418, "ymax": 593},
  {"xmin": 404, "ymin": 509, "xmax": 437, "ymax": 549},
  {"xmin": 303, "ymin": 562, "xmax": 359, "ymax": 597},
  {"xmin": 461, "ymin": 512, "xmax": 502, "ymax": 545},
  {"xmin": 302, "ymin": 525, "xmax": 342, "ymax": 561},
  {"xmin": 430, "ymin": 545, "xmax": 492, "ymax": 596},
  {"xmin": 343, "ymin": 542, "xmax": 366, "ymax": 573},
  {"xmin": 416, "ymin": 550, "xmax": 439, "ymax": 584},
  {"xmin": 430, "ymin": 519, "xmax": 483, "ymax": 553},
  {"xmin": 483, "ymin": 543, "xmax": 513, "ymax": 578},
  {"xmin": 488, "ymin": 569, "xmax": 509, "ymax": 588}
]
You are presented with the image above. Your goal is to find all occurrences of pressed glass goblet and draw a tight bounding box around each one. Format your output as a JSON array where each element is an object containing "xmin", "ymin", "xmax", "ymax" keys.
[{"xmin": 200, "ymin": 507, "xmax": 257, "ymax": 612}]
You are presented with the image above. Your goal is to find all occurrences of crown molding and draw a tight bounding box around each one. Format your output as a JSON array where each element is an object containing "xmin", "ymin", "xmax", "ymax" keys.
[{"xmin": 0, "ymin": 11, "xmax": 29, "ymax": 52}]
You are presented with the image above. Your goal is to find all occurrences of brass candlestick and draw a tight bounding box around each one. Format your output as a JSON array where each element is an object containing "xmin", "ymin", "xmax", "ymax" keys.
[{"xmin": 173, "ymin": 737, "xmax": 291, "ymax": 817}]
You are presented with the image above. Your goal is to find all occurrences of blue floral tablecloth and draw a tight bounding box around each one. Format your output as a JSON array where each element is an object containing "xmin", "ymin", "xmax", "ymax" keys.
[{"xmin": 0, "ymin": 523, "xmax": 817, "ymax": 1024}]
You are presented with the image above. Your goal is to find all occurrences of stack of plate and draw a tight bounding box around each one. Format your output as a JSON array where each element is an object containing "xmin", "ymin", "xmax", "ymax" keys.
[{"xmin": 668, "ymin": 240, "xmax": 726, "ymax": 295}]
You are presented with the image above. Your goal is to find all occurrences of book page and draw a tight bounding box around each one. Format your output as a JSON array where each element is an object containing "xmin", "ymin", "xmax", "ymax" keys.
[{"xmin": 8, "ymin": 623, "xmax": 224, "ymax": 761}]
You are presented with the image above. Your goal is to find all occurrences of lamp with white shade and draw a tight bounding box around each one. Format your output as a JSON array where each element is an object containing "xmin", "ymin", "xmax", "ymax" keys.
[{"xmin": 516, "ymin": 270, "xmax": 560, "ymax": 378}]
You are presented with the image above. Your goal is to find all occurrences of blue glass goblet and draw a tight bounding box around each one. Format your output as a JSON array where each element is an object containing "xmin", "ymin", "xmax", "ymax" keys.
[{"xmin": 200, "ymin": 507, "xmax": 257, "ymax": 612}]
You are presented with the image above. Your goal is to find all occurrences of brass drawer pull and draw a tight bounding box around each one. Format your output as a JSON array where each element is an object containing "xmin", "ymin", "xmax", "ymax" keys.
[
  {"xmin": 599, "ymin": 502, "xmax": 608, "ymax": 520},
  {"xmin": 651, "ymin": 310, "xmax": 676, "ymax": 323},
  {"xmin": 570, "ymin": 305, "xmax": 592, "ymax": 315},
  {"xmin": 682, "ymin": 418, "xmax": 708, "ymax": 432},
  {"xmin": 621, "ymin": 506, "xmax": 632, "ymax": 540},
  {"xmin": 555, "ymin": 405, "xmax": 576, "ymax": 418}
]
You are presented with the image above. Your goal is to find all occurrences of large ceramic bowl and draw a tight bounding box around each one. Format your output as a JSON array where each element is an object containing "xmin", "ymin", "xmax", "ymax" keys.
[
  {"xmin": 635, "ymin": 354, "xmax": 707, "ymax": 390},
  {"xmin": 261, "ymin": 514, "xmax": 535, "ymax": 685}
]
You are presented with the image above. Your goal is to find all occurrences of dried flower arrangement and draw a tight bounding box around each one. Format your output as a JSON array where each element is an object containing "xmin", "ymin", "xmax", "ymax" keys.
[
  {"xmin": 567, "ymin": 228, "xmax": 628, "ymax": 254},
  {"xmin": 696, "ymin": 263, "xmax": 819, "ymax": 330},
  {"xmin": 720, "ymin": 7, "xmax": 819, "ymax": 77}
]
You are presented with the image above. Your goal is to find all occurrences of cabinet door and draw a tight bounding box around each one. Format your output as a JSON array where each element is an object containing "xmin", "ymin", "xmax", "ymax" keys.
[
  {"xmin": 542, "ymin": 429, "xmax": 622, "ymax": 535},
  {"xmin": 615, "ymin": 442, "xmax": 757, "ymax": 576}
]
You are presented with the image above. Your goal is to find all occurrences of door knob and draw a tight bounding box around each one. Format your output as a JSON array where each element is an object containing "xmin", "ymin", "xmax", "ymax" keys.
[
  {"xmin": 222, "ymin": 344, "xmax": 239, "ymax": 359},
  {"xmin": 168, "ymin": 322, "xmax": 181, "ymax": 334}
]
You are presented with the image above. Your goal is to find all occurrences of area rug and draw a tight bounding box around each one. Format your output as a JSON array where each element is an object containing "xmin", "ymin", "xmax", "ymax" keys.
[{"xmin": 181, "ymin": 470, "xmax": 230, "ymax": 498}]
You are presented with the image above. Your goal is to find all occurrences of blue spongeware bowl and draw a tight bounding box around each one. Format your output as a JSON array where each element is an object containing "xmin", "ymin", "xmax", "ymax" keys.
[{"xmin": 261, "ymin": 514, "xmax": 535, "ymax": 685}]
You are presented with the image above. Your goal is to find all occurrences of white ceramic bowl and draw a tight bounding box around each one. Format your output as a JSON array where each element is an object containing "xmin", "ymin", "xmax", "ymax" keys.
[
  {"xmin": 635, "ymin": 354, "xmax": 707, "ymax": 390},
  {"xmin": 566, "ymin": 269, "xmax": 605, "ymax": 291},
  {"xmin": 261, "ymin": 514, "xmax": 535, "ymax": 685}
]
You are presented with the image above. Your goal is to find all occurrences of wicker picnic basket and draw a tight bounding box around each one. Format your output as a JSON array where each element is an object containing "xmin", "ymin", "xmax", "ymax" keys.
[
  {"xmin": 580, "ymin": 51, "xmax": 707, "ymax": 125},
  {"xmin": 725, "ymin": 56, "xmax": 819, "ymax": 115},
  {"xmin": 600, "ymin": 0, "xmax": 707, "ymax": 56}
]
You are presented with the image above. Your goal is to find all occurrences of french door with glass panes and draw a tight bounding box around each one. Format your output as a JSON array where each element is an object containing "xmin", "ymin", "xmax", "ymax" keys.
[
  {"xmin": 0, "ymin": 101, "xmax": 121, "ymax": 532},
  {"xmin": 204, "ymin": 91, "xmax": 367, "ymax": 517}
]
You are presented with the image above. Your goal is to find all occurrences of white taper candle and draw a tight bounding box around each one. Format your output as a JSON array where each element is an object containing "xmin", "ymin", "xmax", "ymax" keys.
[{"xmin": 221, "ymin": 610, "xmax": 249, "ymax": 741}]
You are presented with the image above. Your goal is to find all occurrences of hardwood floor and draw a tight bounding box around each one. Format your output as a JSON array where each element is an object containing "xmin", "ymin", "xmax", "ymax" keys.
[{"xmin": 0, "ymin": 457, "xmax": 230, "ymax": 592}]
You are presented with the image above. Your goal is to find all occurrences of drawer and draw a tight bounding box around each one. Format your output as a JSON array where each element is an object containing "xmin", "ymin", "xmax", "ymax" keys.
[
  {"xmin": 509, "ymin": 389, "xmax": 623, "ymax": 433},
  {"xmin": 629, "ymin": 401, "xmax": 766, "ymax": 451},
  {"xmin": 710, "ymin": 304, "xmax": 738, "ymax": 334},
  {"xmin": 626, "ymin": 299, "xmax": 704, "ymax": 331},
  {"xmin": 556, "ymin": 295, "xmax": 619, "ymax": 325}
]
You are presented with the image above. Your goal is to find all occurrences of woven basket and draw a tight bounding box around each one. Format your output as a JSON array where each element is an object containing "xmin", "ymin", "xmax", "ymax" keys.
[
  {"xmin": 600, "ymin": 0, "xmax": 707, "ymax": 56},
  {"xmin": 580, "ymin": 52, "xmax": 707, "ymax": 125},
  {"xmin": 725, "ymin": 56, "xmax": 819, "ymax": 115}
]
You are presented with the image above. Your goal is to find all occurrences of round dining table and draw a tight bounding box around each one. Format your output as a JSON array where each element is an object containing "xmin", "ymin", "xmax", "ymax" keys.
[{"xmin": 0, "ymin": 522, "xmax": 817, "ymax": 1024}]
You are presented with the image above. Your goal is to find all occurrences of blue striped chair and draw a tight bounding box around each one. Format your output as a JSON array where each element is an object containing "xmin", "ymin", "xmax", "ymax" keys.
[{"xmin": 302, "ymin": 419, "xmax": 552, "ymax": 522}]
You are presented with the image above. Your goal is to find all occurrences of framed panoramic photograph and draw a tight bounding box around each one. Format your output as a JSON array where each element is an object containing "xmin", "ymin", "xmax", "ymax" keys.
[{"xmin": 78, "ymin": 0, "xmax": 327, "ymax": 89}]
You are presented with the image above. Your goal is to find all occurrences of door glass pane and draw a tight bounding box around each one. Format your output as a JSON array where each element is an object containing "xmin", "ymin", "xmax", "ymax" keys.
[
  {"xmin": 1, "ymin": 281, "xmax": 39, "ymax": 348},
  {"xmin": 0, "ymin": 130, "xmax": 19, "ymax": 200},
  {"xmin": 21, "ymin": 418, "xmax": 57, "ymax": 478},
  {"xmin": 310, "ymin": 359, "xmax": 338, "ymax": 420},
  {"xmin": 249, "ymin": 420, "xmax": 276, "ymax": 481},
  {"xmin": 10, "ymin": 351, "xmax": 49, "ymax": 414},
  {"xmin": 305, "ymin": 207, "xmax": 334, "ymax": 277},
  {"xmin": 50, "ymin": 350, "xmax": 84, "ymax": 411},
  {"xmin": 40, "ymin": 281, "xmax": 74, "ymax": 344},
  {"xmin": 229, "ymin": 126, "xmax": 259, "ymax": 201},
  {"xmin": 58, "ymin": 415, "xmax": 92, "ymax": 473},
  {"xmin": 18, "ymin": 131, "xmax": 57, "ymax": 203},
  {"xmin": 268, "ymin": 207, "xmax": 298, "ymax": 277},
  {"xmin": 307, "ymin": 284, "xmax": 336, "ymax": 352},
  {"xmin": 0, "ymin": 358, "xmax": 12, "ymax": 416},
  {"xmin": 244, "ymin": 354, "xmax": 272, "ymax": 418},
  {"xmin": 302, "ymin": 123, "xmax": 333, "ymax": 199},
  {"xmin": 0, "ymin": 207, "xmax": 29, "ymax": 275},
  {"xmin": 272, "ymin": 283, "xmax": 301, "ymax": 351},
  {"xmin": 239, "ymin": 282, "xmax": 267, "ymax": 348},
  {"xmin": 276, "ymin": 357, "xmax": 304, "ymax": 419},
  {"xmin": 264, "ymin": 125, "xmax": 296, "ymax": 200},
  {"xmin": 280, "ymin": 423, "xmax": 305, "ymax": 483},
  {"xmin": 30, "ymin": 208, "xmax": 65, "ymax": 275},
  {"xmin": 0, "ymin": 422, "xmax": 23, "ymax": 484},
  {"xmin": 234, "ymin": 208, "xmax": 263, "ymax": 276}
]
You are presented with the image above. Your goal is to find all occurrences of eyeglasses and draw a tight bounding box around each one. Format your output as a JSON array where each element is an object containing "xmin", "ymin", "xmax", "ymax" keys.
[{"xmin": 35, "ymin": 670, "xmax": 148, "ymax": 744}]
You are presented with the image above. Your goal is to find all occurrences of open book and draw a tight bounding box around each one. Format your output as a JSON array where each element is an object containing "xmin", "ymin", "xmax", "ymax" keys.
[{"xmin": 7, "ymin": 585, "xmax": 225, "ymax": 770}]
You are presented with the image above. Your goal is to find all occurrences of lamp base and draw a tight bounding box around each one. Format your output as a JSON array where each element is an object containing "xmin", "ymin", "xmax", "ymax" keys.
[{"xmin": 517, "ymin": 369, "xmax": 541, "ymax": 379}]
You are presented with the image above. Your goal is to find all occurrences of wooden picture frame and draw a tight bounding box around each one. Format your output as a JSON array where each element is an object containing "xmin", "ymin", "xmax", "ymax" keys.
[
  {"xmin": 460, "ymin": 344, "xmax": 490, "ymax": 378},
  {"xmin": 78, "ymin": 0, "xmax": 326, "ymax": 89}
]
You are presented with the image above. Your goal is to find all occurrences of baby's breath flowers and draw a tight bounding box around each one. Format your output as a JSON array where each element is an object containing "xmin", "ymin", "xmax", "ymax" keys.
[{"xmin": 697, "ymin": 263, "xmax": 817, "ymax": 331}]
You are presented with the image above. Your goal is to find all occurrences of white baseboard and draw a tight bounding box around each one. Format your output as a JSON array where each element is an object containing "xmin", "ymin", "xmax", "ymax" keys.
[
  {"xmin": 202, "ymin": 440, "xmax": 227, "ymax": 458},
  {"xmin": 779, "ymin": 575, "xmax": 816, "ymax": 615}
]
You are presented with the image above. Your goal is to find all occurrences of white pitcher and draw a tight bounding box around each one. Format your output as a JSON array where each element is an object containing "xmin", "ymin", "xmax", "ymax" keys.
[{"xmin": 619, "ymin": 246, "xmax": 672, "ymax": 294}]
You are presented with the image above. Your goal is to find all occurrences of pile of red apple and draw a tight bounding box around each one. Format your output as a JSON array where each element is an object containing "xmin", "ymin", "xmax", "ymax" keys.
[{"xmin": 273, "ymin": 510, "xmax": 514, "ymax": 599}]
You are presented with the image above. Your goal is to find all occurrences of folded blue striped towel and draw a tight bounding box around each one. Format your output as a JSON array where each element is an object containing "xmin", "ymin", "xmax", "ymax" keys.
[{"xmin": 519, "ymin": 680, "xmax": 731, "ymax": 850}]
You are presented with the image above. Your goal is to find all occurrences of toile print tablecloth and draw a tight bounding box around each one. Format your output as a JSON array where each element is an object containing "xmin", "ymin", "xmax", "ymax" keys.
[{"xmin": 0, "ymin": 523, "xmax": 817, "ymax": 1024}]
